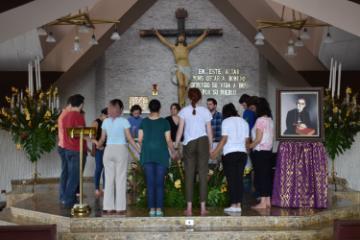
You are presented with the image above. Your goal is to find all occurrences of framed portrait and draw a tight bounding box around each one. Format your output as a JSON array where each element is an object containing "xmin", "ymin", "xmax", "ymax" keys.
[{"xmin": 276, "ymin": 88, "xmax": 324, "ymax": 141}]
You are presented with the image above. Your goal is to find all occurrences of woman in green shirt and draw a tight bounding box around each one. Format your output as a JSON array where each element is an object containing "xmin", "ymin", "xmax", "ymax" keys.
[{"xmin": 138, "ymin": 99, "xmax": 177, "ymax": 217}]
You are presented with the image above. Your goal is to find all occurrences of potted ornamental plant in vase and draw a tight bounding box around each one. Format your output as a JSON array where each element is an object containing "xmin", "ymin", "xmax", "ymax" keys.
[
  {"xmin": 323, "ymin": 87, "xmax": 360, "ymax": 191},
  {"xmin": 0, "ymin": 87, "xmax": 60, "ymax": 192}
]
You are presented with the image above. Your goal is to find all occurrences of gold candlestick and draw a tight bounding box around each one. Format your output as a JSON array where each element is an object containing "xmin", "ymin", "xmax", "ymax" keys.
[{"xmin": 67, "ymin": 127, "xmax": 96, "ymax": 217}]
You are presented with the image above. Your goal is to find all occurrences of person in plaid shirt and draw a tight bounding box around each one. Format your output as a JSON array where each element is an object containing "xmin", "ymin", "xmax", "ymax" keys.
[
  {"xmin": 207, "ymin": 98, "xmax": 222, "ymax": 141},
  {"xmin": 207, "ymin": 98, "xmax": 222, "ymax": 163}
]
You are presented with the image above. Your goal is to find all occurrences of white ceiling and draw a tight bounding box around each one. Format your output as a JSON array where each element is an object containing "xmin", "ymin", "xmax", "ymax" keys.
[
  {"xmin": 319, "ymin": 27, "xmax": 360, "ymax": 70},
  {"xmin": 0, "ymin": 29, "xmax": 43, "ymax": 71}
]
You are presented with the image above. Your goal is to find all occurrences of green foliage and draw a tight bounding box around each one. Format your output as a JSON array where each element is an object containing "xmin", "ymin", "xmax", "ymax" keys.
[
  {"xmin": 0, "ymin": 87, "xmax": 59, "ymax": 162},
  {"xmin": 323, "ymin": 88, "xmax": 360, "ymax": 161},
  {"xmin": 207, "ymin": 187, "xmax": 229, "ymax": 207},
  {"xmin": 128, "ymin": 159, "xmax": 232, "ymax": 208}
]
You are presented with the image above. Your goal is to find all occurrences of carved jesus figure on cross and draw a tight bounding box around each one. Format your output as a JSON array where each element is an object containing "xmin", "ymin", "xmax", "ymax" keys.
[{"xmin": 140, "ymin": 8, "xmax": 222, "ymax": 107}]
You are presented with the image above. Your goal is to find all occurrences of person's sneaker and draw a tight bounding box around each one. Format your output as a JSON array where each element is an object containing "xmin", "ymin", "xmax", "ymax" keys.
[
  {"xmin": 155, "ymin": 210, "xmax": 164, "ymax": 217},
  {"xmin": 149, "ymin": 210, "xmax": 156, "ymax": 217},
  {"xmin": 224, "ymin": 206, "xmax": 241, "ymax": 212}
]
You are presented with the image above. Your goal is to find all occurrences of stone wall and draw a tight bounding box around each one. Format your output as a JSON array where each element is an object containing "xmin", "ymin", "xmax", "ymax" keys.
[{"xmin": 96, "ymin": 0, "xmax": 263, "ymax": 114}]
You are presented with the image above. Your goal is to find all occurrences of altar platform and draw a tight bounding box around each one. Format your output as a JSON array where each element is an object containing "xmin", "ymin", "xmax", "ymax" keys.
[{"xmin": 1, "ymin": 178, "xmax": 360, "ymax": 240}]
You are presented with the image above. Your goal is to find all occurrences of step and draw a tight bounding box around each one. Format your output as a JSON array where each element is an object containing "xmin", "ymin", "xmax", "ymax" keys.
[{"xmin": 60, "ymin": 227, "xmax": 333, "ymax": 240}]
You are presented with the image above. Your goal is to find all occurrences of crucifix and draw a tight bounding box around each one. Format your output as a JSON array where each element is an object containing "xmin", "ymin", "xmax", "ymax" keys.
[{"xmin": 140, "ymin": 8, "xmax": 223, "ymax": 107}]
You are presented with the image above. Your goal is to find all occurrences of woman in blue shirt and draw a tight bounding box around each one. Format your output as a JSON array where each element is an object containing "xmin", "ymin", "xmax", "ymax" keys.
[{"xmin": 94, "ymin": 99, "xmax": 139, "ymax": 215}]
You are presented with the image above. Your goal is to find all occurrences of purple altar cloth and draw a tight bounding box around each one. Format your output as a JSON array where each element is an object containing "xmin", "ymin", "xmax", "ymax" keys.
[{"xmin": 272, "ymin": 141, "xmax": 328, "ymax": 208}]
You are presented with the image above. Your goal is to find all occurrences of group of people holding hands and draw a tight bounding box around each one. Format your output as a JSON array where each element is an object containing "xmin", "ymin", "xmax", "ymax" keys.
[{"xmin": 58, "ymin": 88, "xmax": 274, "ymax": 217}]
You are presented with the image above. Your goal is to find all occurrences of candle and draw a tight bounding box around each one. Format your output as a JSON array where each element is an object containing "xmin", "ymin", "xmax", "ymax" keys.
[
  {"xmin": 34, "ymin": 60, "xmax": 37, "ymax": 91},
  {"xmin": 11, "ymin": 95, "xmax": 14, "ymax": 109},
  {"xmin": 56, "ymin": 96, "xmax": 60, "ymax": 109},
  {"xmin": 38, "ymin": 57, "xmax": 42, "ymax": 90},
  {"xmin": 36, "ymin": 58, "xmax": 40, "ymax": 91},
  {"xmin": 28, "ymin": 63, "xmax": 31, "ymax": 94},
  {"xmin": 35, "ymin": 57, "xmax": 41, "ymax": 91},
  {"xmin": 29, "ymin": 62, "xmax": 33, "ymax": 96},
  {"xmin": 51, "ymin": 98, "xmax": 54, "ymax": 113},
  {"xmin": 33, "ymin": 60, "xmax": 36, "ymax": 91},
  {"xmin": 328, "ymin": 57, "xmax": 333, "ymax": 90},
  {"xmin": 337, "ymin": 63, "xmax": 342, "ymax": 99},
  {"xmin": 332, "ymin": 61, "xmax": 337, "ymax": 98}
]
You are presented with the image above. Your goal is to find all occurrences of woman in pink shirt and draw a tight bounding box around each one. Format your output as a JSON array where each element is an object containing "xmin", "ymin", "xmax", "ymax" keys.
[{"xmin": 247, "ymin": 97, "xmax": 274, "ymax": 209}]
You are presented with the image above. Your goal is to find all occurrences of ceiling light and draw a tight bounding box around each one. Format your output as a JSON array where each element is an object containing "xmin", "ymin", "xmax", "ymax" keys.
[
  {"xmin": 89, "ymin": 33, "xmax": 98, "ymax": 45},
  {"xmin": 110, "ymin": 30, "xmax": 121, "ymax": 41},
  {"xmin": 294, "ymin": 37, "xmax": 304, "ymax": 47},
  {"xmin": 323, "ymin": 27, "xmax": 334, "ymax": 44},
  {"xmin": 46, "ymin": 32, "xmax": 56, "ymax": 43},
  {"xmin": 79, "ymin": 23, "xmax": 91, "ymax": 33},
  {"xmin": 254, "ymin": 30, "xmax": 265, "ymax": 40},
  {"xmin": 255, "ymin": 39, "xmax": 264, "ymax": 46},
  {"xmin": 300, "ymin": 28, "xmax": 310, "ymax": 40},
  {"xmin": 285, "ymin": 39, "xmax": 296, "ymax": 56},
  {"xmin": 37, "ymin": 27, "xmax": 47, "ymax": 36},
  {"xmin": 73, "ymin": 36, "xmax": 81, "ymax": 52}
]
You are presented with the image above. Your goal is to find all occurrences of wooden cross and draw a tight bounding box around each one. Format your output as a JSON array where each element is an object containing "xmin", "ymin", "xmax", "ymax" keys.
[{"xmin": 139, "ymin": 8, "xmax": 223, "ymax": 37}]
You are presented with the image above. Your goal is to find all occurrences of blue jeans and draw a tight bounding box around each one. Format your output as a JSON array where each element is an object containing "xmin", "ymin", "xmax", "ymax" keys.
[
  {"xmin": 143, "ymin": 163, "xmax": 167, "ymax": 209},
  {"xmin": 58, "ymin": 147, "xmax": 67, "ymax": 202},
  {"xmin": 61, "ymin": 149, "xmax": 86, "ymax": 207},
  {"xmin": 94, "ymin": 149, "xmax": 105, "ymax": 190}
]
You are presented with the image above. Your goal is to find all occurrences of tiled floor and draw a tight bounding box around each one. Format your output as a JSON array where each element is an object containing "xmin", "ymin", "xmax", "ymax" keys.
[{"xmin": 11, "ymin": 182, "xmax": 354, "ymax": 218}]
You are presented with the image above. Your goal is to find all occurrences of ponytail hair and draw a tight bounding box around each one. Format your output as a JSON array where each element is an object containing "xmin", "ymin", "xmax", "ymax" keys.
[{"xmin": 188, "ymin": 88, "xmax": 202, "ymax": 115}]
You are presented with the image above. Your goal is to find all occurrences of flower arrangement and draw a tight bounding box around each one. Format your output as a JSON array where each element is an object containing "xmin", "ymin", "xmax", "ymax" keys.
[
  {"xmin": 0, "ymin": 86, "xmax": 60, "ymax": 163},
  {"xmin": 128, "ymin": 159, "xmax": 230, "ymax": 208},
  {"xmin": 127, "ymin": 143, "xmax": 255, "ymax": 209},
  {"xmin": 323, "ymin": 87, "xmax": 360, "ymax": 180}
]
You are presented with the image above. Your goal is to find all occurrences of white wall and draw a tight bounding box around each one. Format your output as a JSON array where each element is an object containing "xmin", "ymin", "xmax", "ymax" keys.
[{"xmin": 334, "ymin": 133, "xmax": 360, "ymax": 190}]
